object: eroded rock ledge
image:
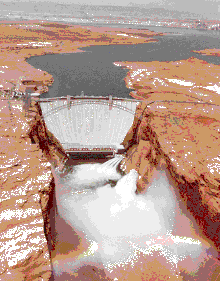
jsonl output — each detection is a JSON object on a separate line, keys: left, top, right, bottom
{"left": 0, "top": 97, "right": 68, "bottom": 280}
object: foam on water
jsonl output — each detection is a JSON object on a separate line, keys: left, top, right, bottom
{"left": 52, "top": 157, "right": 217, "bottom": 279}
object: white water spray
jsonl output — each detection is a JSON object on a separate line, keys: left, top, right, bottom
{"left": 52, "top": 156, "right": 218, "bottom": 280}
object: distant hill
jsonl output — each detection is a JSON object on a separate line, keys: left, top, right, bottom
{"left": 126, "top": 2, "right": 219, "bottom": 20}
{"left": 0, "top": 1, "right": 218, "bottom": 21}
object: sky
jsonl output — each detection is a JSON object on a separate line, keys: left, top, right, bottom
{"left": 48, "top": 0, "right": 220, "bottom": 16}
{"left": 3, "top": 0, "right": 220, "bottom": 18}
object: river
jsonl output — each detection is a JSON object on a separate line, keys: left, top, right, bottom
{"left": 26, "top": 25, "right": 220, "bottom": 99}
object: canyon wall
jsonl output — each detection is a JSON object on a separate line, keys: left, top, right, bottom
{"left": 115, "top": 55, "right": 220, "bottom": 255}
{"left": 119, "top": 57, "right": 220, "bottom": 255}
{"left": 0, "top": 97, "right": 68, "bottom": 280}
{"left": 121, "top": 101, "right": 220, "bottom": 250}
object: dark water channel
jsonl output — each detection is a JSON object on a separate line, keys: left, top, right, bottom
{"left": 26, "top": 26, "right": 220, "bottom": 99}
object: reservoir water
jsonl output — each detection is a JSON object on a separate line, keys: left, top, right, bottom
{"left": 26, "top": 26, "right": 220, "bottom": 99}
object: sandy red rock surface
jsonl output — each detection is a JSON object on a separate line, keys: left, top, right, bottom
{"left": 192, "top": 48, "right": 220, "bottom": 57}
{"left": 0, "top": 97, "right": 69, "bottom": 279}
{"left": 114, "top": 57, "right": 220, "bottom": 104}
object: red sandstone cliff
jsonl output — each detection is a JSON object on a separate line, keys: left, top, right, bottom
{"left": 119, "top": 57, "right": 220, "bottom": 256}
{"left": 0, "top": 97, "right": 68, "bottom": 280}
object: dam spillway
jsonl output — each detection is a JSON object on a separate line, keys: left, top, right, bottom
{"left": 39, "top": 95, "right": 140, "bottom": 153}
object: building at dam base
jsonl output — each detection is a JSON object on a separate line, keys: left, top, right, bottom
{"left": 39, "top": 95, "right": 140, "bottom": 155}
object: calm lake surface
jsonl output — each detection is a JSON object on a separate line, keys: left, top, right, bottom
{"left": 26, "top": 25, "right": 220, "bottom": 99}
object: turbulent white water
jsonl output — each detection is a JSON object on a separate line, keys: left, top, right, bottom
{"left": 52, "top": 156, "right": 218, "bottom": 279}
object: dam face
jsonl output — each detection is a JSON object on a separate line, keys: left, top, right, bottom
{"left": 39, "top": 96, "right": 140, "bottom": 151}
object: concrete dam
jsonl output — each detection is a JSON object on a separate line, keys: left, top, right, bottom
{"left": 39, "top": 95, "right": 141, "bottom": 155}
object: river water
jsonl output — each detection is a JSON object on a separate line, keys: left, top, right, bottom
{"left": 26, "top": 25, "right": 220, "bottom": 99}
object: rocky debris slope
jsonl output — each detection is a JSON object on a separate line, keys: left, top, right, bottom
{"left": 120, "top": 57, "right": 220, "bottom": 254}
{"left": 0, "top": 97, "right": 68, "bottom": 280}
